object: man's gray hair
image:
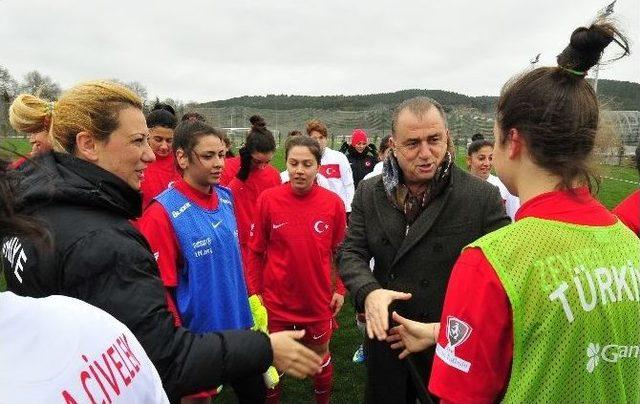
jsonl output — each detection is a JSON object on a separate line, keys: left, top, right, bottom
{"left": 391, "top": 97, "right": 448, "bottom": 135}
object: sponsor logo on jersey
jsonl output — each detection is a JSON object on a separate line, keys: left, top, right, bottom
{"left": 319, "top": 164, "right": 341, "bottom": 179}
{"left": 192, "top": 237, "right": 212, "bottom": 249}
{"left": 273, "top": 222, "right": 287, "bottom": 230}
{"left": 212, "top": 220, "right": 223, "bottom": 229}
{"left": 586, "top": 342, "right": 640, "bottom": 373}
{"left": 435, "top": 316, "right": 472, "bottom": 373}
{"left": 172, "top": 202, "right": 191, "bottom": 218}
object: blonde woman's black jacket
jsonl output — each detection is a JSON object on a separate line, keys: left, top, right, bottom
{"left": 3, "top": 152, "right": 271, "bottom": 403}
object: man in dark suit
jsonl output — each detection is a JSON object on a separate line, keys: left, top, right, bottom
{"left": 339, "top": 97, "right": 510, "bottom": 403}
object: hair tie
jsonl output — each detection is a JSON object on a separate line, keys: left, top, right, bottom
{"left": 45, "top": 101, "right": 55, "bottom": 115}
{"left": 559, "top": 66, "right": 587, "bottom": 76}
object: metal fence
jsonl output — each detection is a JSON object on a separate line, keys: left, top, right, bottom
{"left": 2, "top": 101, "right": 638, "bottom": 165}
{"left": 191, "top": 107, "right": 639, "bottom": 159}
{"left": 190, "top": 105, "right": 498, "bottom": 149}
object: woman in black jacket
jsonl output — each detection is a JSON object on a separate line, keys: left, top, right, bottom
{"left": 341, "top": 129, "right": 377, "bottom": 189}
{"left": 4, "top": 81, "right": 321, "bottom": 403}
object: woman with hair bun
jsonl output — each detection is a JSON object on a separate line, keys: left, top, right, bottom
{"left": 3, "top": 80, "right": 322, "bottom": 403}
{"left": 220, "top": 115, "right": 276, "bottom": 184}
{"left": 466, "top": 134, "right": 520, "bottom": 220}
{"left": 8, "top": 94, "right": 54, "bottom": 168}
{"left": 140, "top": 103, "right": 179, "bottom": 209}
{"left": 387, "top": 21, "right": 639, "bottom": 402}
{"left": 222, "top": 115, "right": 281, "bottom": 275}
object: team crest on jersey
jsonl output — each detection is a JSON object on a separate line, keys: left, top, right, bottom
{"left": 435, "top": 316, "right": 472, "bottom": 373}
{"left": 313, "top": 220, "right": 330, "bottom": 235}
{"left": 447, "top": 316, "right": 472, "bottom": 348}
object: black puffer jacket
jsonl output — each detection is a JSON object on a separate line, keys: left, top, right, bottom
{"left": 341, "top": 142, "right": 378, "bottom": 189}
{"left": 3, "top": 152, "right": 272, "bottom": 403}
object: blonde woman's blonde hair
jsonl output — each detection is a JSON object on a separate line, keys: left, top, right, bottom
{"left": 9, "top": 80, "right": 142, "bottom": 153}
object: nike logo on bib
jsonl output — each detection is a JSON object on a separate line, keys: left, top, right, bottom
{"left": 212, "top": 220, "right": 223, "bottom": 228}
{"left": 273, "top": 222, "right": 287, "bottom": 229}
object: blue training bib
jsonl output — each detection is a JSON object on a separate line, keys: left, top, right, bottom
{"left": 156, "top": 185, "right": 253, "bottom": 333}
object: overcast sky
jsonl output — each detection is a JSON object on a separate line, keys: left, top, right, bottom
{"left": 1, "top": 0, "right": 638, "bottom": 102}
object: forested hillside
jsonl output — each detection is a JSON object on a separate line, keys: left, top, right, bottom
{"left": 198, "top": 79, "right": 639, "bottom": 111}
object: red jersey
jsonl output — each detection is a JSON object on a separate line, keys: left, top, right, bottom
{"left": 248, "top": 184, "right": 347, "bottom": 323}
{"left": 10, "top": 156, "right": 28, "bottom": 169}
{"left": 219, "top": 156, "right": 241, "bottom": 186}
{"left": 428, "top": 187, "right": 617, "bottom": 403}
{"left": 228, "top": 165, "right": 281, "bottom": 276}
{"left": 137, "top": 179, "right": 219, "bottom": 325}
{"left": 613, "top": 189, "right": 640, "bottom": 235}
{"left": 140, "top": 153, "right": 180, "bottom": 210}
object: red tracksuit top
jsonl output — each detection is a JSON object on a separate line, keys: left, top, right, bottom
{"left": 228, "top": 165, "right": 281, "bottom": 273}
{"left": 613, "top": 189, "right": 639, "bottom": 235}
{"left": 219, "top": 156, "right": 241, "bottom": 186}
{"left": 428, "top": 187, "right": 618, "bottom": 403}
{"left": 140, "top": 153, "right": 180, "bottom": 210}
{"left": 248, "top": 183, "right": 346, "bottom": 323}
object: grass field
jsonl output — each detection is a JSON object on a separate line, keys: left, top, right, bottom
{"left": 1, "top": 137, "right": 32, "bottom": 155}
{"left": 1, "top": 138, "right": 638, "bottom": 403}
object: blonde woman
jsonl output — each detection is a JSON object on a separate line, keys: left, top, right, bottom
{"left": 4, "top": 80, "right": 322, "bottom": 402}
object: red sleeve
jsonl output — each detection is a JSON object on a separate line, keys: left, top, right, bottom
{"left": 10, "top": 157, "right": 28, "bottom": 169}
{"left": 140, "top": 180, "right": 153, "bottom": 211}
{"left": 163, "top": 289, "right": 182, "bottom": 327}
{"left": 220, "top": 157, "right": 239, "bottom": 186}
{"left": 219, "top": 169, "right": 233, "bottom": 187}
{"left": 137, "top": 202, "right": 181, "bottom": 288}
{"left": 137, "top": 202, "right": 183, "bottom": 326}
{"left": 333, "top": 198, "right": 347, "bottom": 295}
{"left": 428, "top": 247, "right": 513, "bottom": 403}
{"left": 247, "top": 193, "right": 270, "bottom": 295}
{"left": 613, "top": 190, "right": 640, "bottom": 235}
{"left": 270, "top": 167, "right": 282, "bottom": 186}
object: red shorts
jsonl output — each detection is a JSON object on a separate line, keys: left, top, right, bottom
{"left": 268, "top": 318, "right": 337, "bottom": 345}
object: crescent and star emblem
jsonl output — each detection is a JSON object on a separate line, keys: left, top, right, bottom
{"left": 313, "top": 220, "right": 329, "bottom": 234}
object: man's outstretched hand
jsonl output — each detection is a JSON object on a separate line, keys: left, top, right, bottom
{"left": 364, "top": 289, "right": 412, "bottom": 340}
